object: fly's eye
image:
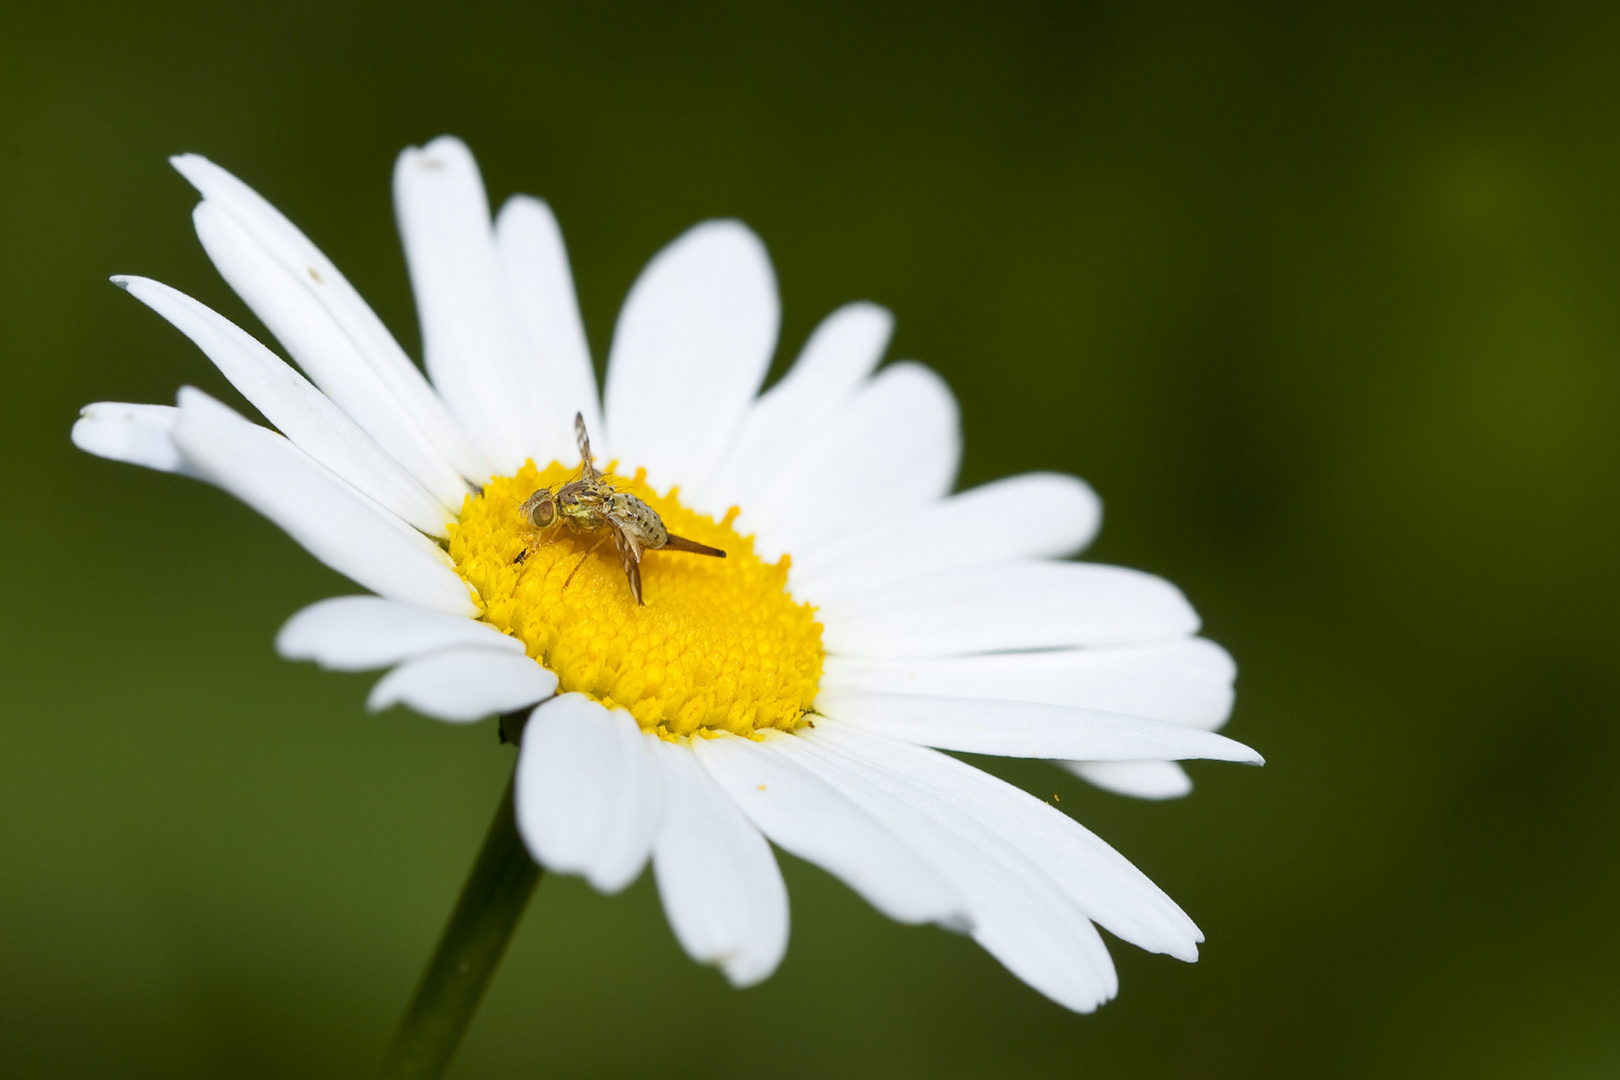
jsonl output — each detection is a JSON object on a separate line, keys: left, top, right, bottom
{"left": 531, "top": 499, "right": 556, "bottom": 527}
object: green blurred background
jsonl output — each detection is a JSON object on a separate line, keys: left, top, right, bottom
{"left": 3, "top": 1, "right": 1618, "bottom": 1076}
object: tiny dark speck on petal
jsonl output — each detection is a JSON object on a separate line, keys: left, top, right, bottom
{"left": 307, "top": 267, "right": 323, "bottom": 284}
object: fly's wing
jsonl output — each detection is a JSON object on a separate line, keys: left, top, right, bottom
{"left": 624, "top": 560, "right": 643, "bottom": 605}
{"left": 574, "top": 412, "right": 600, "bottom": 481}
{"left": 611, "top": 525, "right": 645, "bottom": 605}
{"left": 661, "top": 533, "right": 727, "bottom": 558}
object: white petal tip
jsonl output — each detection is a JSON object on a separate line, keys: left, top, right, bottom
{"left": 168, "top": 152, "right": 206, "bottom": 181}
{"left": 364, "top": 649, "right": 557, "bottom": 722}
{"left": 852, "top": 299, "right": 895, "bottom": 328}
{"left": 273, "top": 632, "right": 310, "bottom": 663}
{"left": 72, "top": 402, "right": 188, "bottom": 474}
{"left": 581, "top": 868, "right": 642, "bottom": 896}
{"left": 1201, "top": 731, "right": 1264, "bottom": 765}
{"left": 1066, "top": 759, "right": 1197, "bottom": 800}
{"left": 527, "top": 853, "right": 647, "bottom": 899}
{"left": 719, "top": 956, "right": 779, "bottom": 989}
{"left": 1161, "top": 943, "right": 1201, "bottom": 964}
{"left": 403, "top": 135, "right": 473, "bottom": 170}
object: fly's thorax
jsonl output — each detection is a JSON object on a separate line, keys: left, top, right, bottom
{"left": 558, "top": 477, "right": 612, "bottom": 508}
{"left": 556, "top": 501, "right": 600, "bottom": 531}
{"left": 555, "top": 477, "right": 613, "bottom": 528}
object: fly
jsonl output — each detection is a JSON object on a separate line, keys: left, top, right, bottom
{"left": 515, "top": 413, "right": 726, "bottom": 604}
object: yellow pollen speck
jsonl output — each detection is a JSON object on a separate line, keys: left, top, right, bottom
{"left": 449, "top": 461, "right": 823, "bottom": 741}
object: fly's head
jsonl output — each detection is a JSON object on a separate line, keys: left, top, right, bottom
{"left": 520, "top": 486, "right": 558, "bottom": 529}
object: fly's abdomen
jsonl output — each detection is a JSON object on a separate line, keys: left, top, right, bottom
{"left": 610, "top": 492, "right": 668, "bottom": 547}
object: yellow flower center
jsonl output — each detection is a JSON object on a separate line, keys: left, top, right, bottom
{"left": 448, "top": 461, "right": 823, "bottom": 739}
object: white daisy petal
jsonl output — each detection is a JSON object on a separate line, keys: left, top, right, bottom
{"left": 705, "top": 301, "right": 892, "bottom": 511}
{"left": 603, "top": 220, "right": 779, "bottom": 504}
{"left": 822, "top": 639, "right": 1235, "bottom": 730}
{"left": 740, "top": 361, "right": 960, "bottom": 561}
{"left": 513, "top": 694, "right": 664, "bottom": 894}
{"left": 171, "top": 387, "right": 477, "bottom": 616}
{"left": 1065, "top": 760, "right": 1194, "bottom": 801}
{"left": 690, "top": 731, "right": 967, "bottom": 928}
{"left": 72, "top": 402, "right": 195, "bottom": 477}
{"left": 117, "top": 276, "right": 453, "bottom": 537}
{"left": 650, "top": 738, "right": 789, "bottom": 988}
{"left": 820, "top": 559, "right": 1199, "bottom": 659}
{"left": 791, "top": 472, "right": 1102, "bottom": 603}
{"left": 366, "top": 646, "right": 557, "bottom": 722}
{"left": 494, "top": 194, "right": 603, "bottom": 463}
{"left": 775, "top": 730, "right": 1117, "bottom": 1012}
{"left": 809, "top": 724, "right": 1205, "bottom": 963}
{"left": 276, "top": 596, "right": 522, "bottom": 671}
{"left": 170, "top": 153, "right": 492, "bottom": 484}
{"left": 394, "top": 136, "right": 548, "bottom": 473}
{"left": 814, "top": 689, "right": 1263, "bottom": 764}
{"left": 190, "top": 200, "right": 471, "bottom": 510}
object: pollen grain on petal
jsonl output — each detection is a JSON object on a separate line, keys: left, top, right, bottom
{"left": 449, "top": 462, "right": 823, "bottom": 740}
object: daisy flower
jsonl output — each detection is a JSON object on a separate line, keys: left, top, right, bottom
{"left": 73, "top": 136, "right": 1260, "bottom": 1020}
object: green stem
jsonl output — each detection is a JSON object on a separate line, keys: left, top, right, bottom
{"left": 382, "top": 767, "right": 542, "bottom": 1079}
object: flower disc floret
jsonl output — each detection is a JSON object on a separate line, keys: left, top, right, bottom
{"left": 450, "top": 462, "right": 823, "bottom": 738}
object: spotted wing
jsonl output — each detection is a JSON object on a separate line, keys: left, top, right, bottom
{"left": 574, "top": 412, "right": 600, "bottom": 482}
{"left": 611, "top": 525, "right": 645, "bottom": 605}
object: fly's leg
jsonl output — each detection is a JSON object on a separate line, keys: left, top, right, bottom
{"left": 562, "top": 532, "right": 612, "bottom": 591}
